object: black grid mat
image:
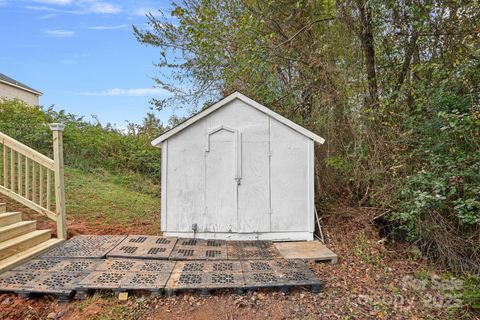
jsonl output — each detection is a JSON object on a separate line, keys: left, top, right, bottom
{"left": 169, "top": 239, "right": 227, "bottom": 260}
{"left": 166, "top": 261, "right": 244, "bottom": 292}
{"left": 241, "top": 259, "right": 323, "bottom": 291}
{"left": 14, "top": 258, "right": 102, "bottom": 273}
{"left": 2, "top": 235, "right": 325, "bottom": 299}
{"left": 95, "top": 259, "right": 176, "bottom": 273}
{"left": 227, "top": 241, "right": 282, "bottom": 260}
{"left": 75, "top": 258, "right": 176, "bottom": 295}
{"left": 76, "top": 271, "right": 171, "bottom": 294}
{"left": 0, "top": 270, "right": 90, "bottom": 298}
{"left": 40, "top": 235, "right": 127, "bottom": 259}
{"left": 106, "top": 236, "right": 177, "bottom": 260}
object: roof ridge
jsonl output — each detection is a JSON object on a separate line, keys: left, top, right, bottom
{"left": 0, "top": 72, "right": 42, "bottom": 95}
{"left": 151, "top": 91, "right": 325, "bottom": 146}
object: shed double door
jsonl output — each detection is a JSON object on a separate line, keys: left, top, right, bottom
{"left": 204, "top": 128, "right": 270, "bottom": 233}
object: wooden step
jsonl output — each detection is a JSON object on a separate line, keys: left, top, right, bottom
{"left": 0, "top": 212, "right": 22, "bottom": 227}
{"left": 0, "top": 238, "right": 64, "bottom": 273}
{"left": 0, "top": 230, "right": 51, "bottom": 260}
{"left": 0, "top": 203, "right": 5, "bottom": 213}
{"left": 0, "top": 221, "right": 37, "bottom": 242}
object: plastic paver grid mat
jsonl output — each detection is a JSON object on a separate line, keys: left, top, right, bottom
{"left": 0, "top": 270, "right": 90, "bottom": 297}
{"left": 41, "top": 235, "right": 127, "bottom": 259}
{"left": 95, "top": 259, "right": 176, "bottom": 273}
{"left": 241, "top": 259, "right": 323, "bottom": 291}
{"left": 107, "top": 236, "right": 177, "bottom": 260}
{"left": 169, "top": 239, "right": 228, "bottom": 260}
{"left": 14, "top": 258, "right": 103, "bottom": 273}
{"left": 75, "top": 259, "right": 176, "bottom": 294}
{"left": 166, "top": 261, "right": 244, "bottom": 292}
{"left": 227, "top": 241, "right": 282, "bottom": 260}
{"left": 76, "top": 271, "right": 171, "bottom": 293}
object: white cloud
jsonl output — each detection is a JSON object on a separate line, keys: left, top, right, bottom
{"left": 82, "top": 87, "right": 168, "bottom": 97}
{"left": 0, "top": 0, "right": 7, "bottom": 6}
{"left": 25, "top": 5, "right": 82, "bottom": 14}
{"left": 88, "top": 24, "right": 129, "bottom": 30}
{"left": 132, "top": 7, "right": 159, "bottom": 17}
{"left": 38, "top": 13, "right": 57, "bottom": 19}
{"left": 88, "top": 2, "right": 121, "bottom": 14}
{"left": 26, "top": 1, "right": 121, "bottom": 15}
{"left": 32, "top": 0, "right": 72, "bottom": 4}
{"left": 45, "top": 29, "right": 76, "bottom": 37}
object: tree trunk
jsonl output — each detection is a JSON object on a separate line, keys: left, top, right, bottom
{"left": 356, "top": 0, "right": 378, "bottom": 109}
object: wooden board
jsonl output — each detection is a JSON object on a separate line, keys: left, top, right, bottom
{"left": 274, "top": 241, "right": 338, "bottom": 264}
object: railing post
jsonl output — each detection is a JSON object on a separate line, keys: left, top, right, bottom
{"left": 49, "top": 123, "right": 67, "bottom": 240}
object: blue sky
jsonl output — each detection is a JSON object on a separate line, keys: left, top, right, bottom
{"left": 0, "top": 0, "right": 181, "bottom": 128}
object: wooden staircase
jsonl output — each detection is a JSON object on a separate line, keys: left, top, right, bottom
{"left": 0, "top": 125, "right": 67, "bottom": 273}
{"left": 0, "top": 202, "right": 62, "bottom": 272}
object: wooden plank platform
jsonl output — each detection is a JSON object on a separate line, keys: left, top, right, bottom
{"left": 274, "top": 241, "right": 338, "bottom": 264}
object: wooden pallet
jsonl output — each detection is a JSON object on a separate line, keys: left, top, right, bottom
{"left": 274, "top": 241, "right": 338, "bottom": 264}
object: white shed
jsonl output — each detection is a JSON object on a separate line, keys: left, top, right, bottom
{"left": 152, "top": 92, "right": 325, "bottom": 241}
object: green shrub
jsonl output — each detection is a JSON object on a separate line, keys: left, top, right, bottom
{"left": 0, "top": 98, "right": 163, "bottom": 180}
{"left": 390, "top": 89, "right": 480, "bottom": 273}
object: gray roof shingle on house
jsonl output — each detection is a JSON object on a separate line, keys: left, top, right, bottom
{"left": 0, "top": 73, "right": 42, "bottom": 95}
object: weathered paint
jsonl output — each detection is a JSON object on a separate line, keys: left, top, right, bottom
{"left": 158, "top": 95, "right": 323, "bottom": 241}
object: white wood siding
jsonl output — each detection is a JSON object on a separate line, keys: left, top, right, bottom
{"left": 269, "top": 118, "right": 311, "bottom": 232}
{"left": 165, "top": 119, "right": 205, "bottom": 232}
{"left": 162, "top": 98, "right": 314, "bottom": 240}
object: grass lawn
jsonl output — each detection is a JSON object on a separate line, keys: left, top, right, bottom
{"left": 64, "top": 167, "right": 160, "bottom": 235}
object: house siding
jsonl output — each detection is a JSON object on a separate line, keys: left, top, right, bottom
{"left": 0, "top": 82, "right": 40, "bottom": 105}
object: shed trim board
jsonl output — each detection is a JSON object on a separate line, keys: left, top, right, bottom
{"left": 151, "top": 92, "right": 325, "bottom": 146}
{"left": 164, "top": 231, "right": 314, "bottom": 241}
{"left": 160, "top": 140, "right": 167, "bottom": 232}
{"left": 153, "top": 93, "right": 325, "bottom": 241}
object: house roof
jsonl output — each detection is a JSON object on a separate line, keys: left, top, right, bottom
{"left": 0, "top": 73, "right": 43, "bottom": 96}
{"left": 151, "top": 92, "right": 325, "bottom": 146}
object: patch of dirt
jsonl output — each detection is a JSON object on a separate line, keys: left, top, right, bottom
{"left": 0, "top": 195, "right": 159, "bottom": 238}
{"left": 0, "top": 198, "right": 478, "bottom": 319}
{"left": 66, "top": 220, "right": 159, "bottom": 237}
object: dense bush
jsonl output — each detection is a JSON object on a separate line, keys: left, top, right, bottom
{"left": 133, "top": 0, "right": 479, "bottom": 275}
{"left": 0, "top": 99, "right": 163, "bottom": 180}
{"left": 390, "top": 86, "right": 480, "bottom": 273}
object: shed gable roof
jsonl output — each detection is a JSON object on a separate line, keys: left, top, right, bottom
{"left": 0, "top": 73, "right": 42, "bottom": 96}
{"left": 151, "top": 92, "right": 325, "bottom": 146}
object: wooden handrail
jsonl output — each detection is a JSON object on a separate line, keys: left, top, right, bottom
{"left": 0, "top": 132, "right": 54, "bottom": 170}
{"left": 0, "top": 125, "right": 67, "bottom": 239}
